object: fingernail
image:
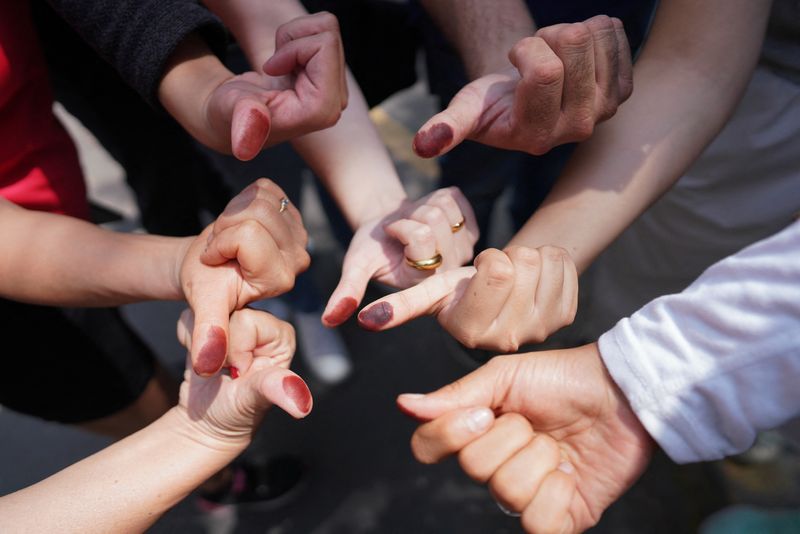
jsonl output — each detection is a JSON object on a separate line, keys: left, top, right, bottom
{"left": 558, "top": 461, "right": 575, "bottom": 475}
{"left": 323, "top": 297, "right": 358, "bottom": 326}
{"left": 358, "top": 302, "right": 393, "bottom": 331}
{"left": 195, "top": 326, "right": 227, "bottom": 376}
{"left": 283, "top": 376, "right": 312, "bottom": 414}
{"left": 413, "top": 123, "right": 453, "bottom": 158}
{"left": 400, "top": 393, "right": 426, "bottom": 400}
{"left": 465, "top": 407, "right": 493, "bottom": 433}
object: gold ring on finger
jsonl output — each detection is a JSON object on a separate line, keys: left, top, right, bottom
{"left": 405, "top": 253, "right": 443, "bottom": 271}
{"left": 451, "top": 218, "right": 465, "bottom": 233}
{"left": 279, "top": 197, "right": 290, "bottom": 213}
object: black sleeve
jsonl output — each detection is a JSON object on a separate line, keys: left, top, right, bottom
{"left": 45, "top": 0, "right": 227, "bottom": 106}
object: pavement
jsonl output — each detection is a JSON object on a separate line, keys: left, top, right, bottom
{"left": 1, "top": 79, "right": 799, "bottom": 534}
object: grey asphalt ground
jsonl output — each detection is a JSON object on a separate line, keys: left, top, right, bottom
{"left": 1, "top": 81, "right": 799, "bottom": 534}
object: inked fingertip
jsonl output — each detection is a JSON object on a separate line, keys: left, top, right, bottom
{"left": 282, "top": 375, "right": 313, "bottom": 415}
{"left": 195, "top": 326, "right": 227, "bottom": 376}
{"left": 233, "top": 108, "right": 270, "bottom": 161}
{"left": 323, "top": 297, "right": 358, "bottom": 327}
{"left": 413, "top": 123, "right": 453, "bottom": 158}
{"left": 357, "top": 302, "right": 393, "bottom": 331}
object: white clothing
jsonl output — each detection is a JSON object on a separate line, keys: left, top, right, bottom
{"left": 582, "top": 64, "right": 800, "bottom": 338}
{"left": 599, "top": 220, "right": 800, "bottom": 464}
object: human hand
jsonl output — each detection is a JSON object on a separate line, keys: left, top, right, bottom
{"left": 397, "top": 344, "right": 653, "bottom": 533}
{"left": 321, "top": 187, "right": 478, "bottom": 327}
{"left": 357, "top": 246, "right": 577, "bottom": 352}
{"left": 174, "top": 307, "right": 311, "bottom": 449}
{"left": 179, "top": 178, "right": 310, "bottom": 376}
{"left": 204, "top": 12, "right": 347, "bottom": 160}
{"left": 413, "top": 16, "right": 632, "bottom": 158}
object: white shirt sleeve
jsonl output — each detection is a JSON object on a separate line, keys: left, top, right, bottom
{"left": 598, "top": 220, "right": 800, "bottom": 464}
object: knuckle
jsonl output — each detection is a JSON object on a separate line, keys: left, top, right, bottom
{"left": 532, "top": 433, "right": 561, "bottom": 459}
{"left": 296, "top": 248, "right": 312, "bottom": 272}
{"left": 489, "top": 474, "right": 528, "bottom": 512}
{"left": 254, "top": 177, "right": 274, "bottom": 190}
{"left": 540, "top": 245, "right": 568, "bottom": 264}
{"left": 528, "top": 134, "right": 556, "bottom": 156}
{"left": 499, "top": 412, "right": 534, "bottom": 437}
{"left": 411, "top": 225, "right": 434, "bottom": 245}
{"left": 317, "top": 11, "right": 340, "bottom": 31}
{"left": 483, "top": 259, "right": 514, "bottom": 288}
{"left": 530, "top": 57, "right": 564, "bottom": 87}
{"left": 619, "top": 77, "right": 634, "bottom": 102}
{"left": 510, "top": 36, "right": 536, "bottom": 62}
{"left": 238, "top": 219, "right": 263, "bottom": 240}
{"left": 458, "top": 448, "right": 492, "bottom": 483}
{"left": 273, "top": 267, "right": 295, "bottom": 293}
{"left": 569, "top": 115, "right": 595, "bottom": 141}
{"left": 598, "top": 99, "right": 619, "bottom": 122}
{"left": 500, "top": 335, "right": 520, "bottom": 353}
{"left": 559, "top": 23, "right": 593, "bottom": 48}
{"left": 454, "top": 328, "right": 480, "bottom": 350}
{"left": 526, "top": 322, "right": 548, "bottom": 344}
{"left": 586, "top": 14, "right": 614, "bottom": 32}
{"left": 409, "top": 434, "right": 435, "bottom": 464}
{"left": 506, "top": 246, "right": 541, "bottom": 269}
{"left": 455, "top": 332, "right": 481, "bottom": 349}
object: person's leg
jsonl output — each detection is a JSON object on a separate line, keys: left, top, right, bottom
{"left": 0, "top": 300, "right": 174, "bottom": 440}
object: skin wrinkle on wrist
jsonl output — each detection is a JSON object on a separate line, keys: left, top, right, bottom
{"left": 165, "top": 406, "right": 252, "bottom": 456}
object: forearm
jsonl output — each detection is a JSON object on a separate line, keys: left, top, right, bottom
{"left": 207, "top": 0, "right": 407, "bottom": 228}
{"left": 0, "top": 408, "right": 245, "bottom": 533}
{"left": 508, "top": 0, "right": 771, "bottom": 272}
{"left": 598, "top": 220, "right": 800, "bottom": 463}
{"left": 0, "top": 201, "right": 186, "bottom": 306}
{"left": 292, "top": 72, "right": 407, "bottom": 229}
{"left": 419, "top": 0, "right": 535, "bottom": 79}
{"left": 158, "top": 33, "right": 233, "bottom": 153}
{"left": 203, "top": 0, "right": 292, "bottom": 68}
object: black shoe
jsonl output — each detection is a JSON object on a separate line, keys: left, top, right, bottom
{"left": 196, "top": 454, "right": 307, "bottom": 511}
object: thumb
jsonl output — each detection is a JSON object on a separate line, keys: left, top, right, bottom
{"left": 241, "top": 360, "right": 313, "bottom": 419}
{"left": 357, "top": 267, "right": 473, "bottom": 331}
{"left": 231, "top": 97, "right": 271, "bottom": 161}
{"left": 412, "top": 78, "right": 489, "bottom": 158}
{"left": 189, "top": 292, "right": 234, "bottom": 377}
{"left": 322, "top": 249, "right": 380, "bottom": 327}
{"left": 397, "top": 358, "right": 508, "bottom": 421}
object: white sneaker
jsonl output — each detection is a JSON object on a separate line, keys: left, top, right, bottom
{"left": 293, "top": 309, "right": 352, "bottom": 385}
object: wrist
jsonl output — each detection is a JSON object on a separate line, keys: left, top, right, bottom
{"left": 158, "top": 33, "right": 233, "bottom": 150}
{"left": 171, "top": 236, "right": 195, "bottom": 301}
{"left": 351, "top": 192, "right": 408, "bottom": 229}
{"left": 164, "top": 406, "right": 252, "bottom": 457}
{"left": 585, "top": 342, "right": 656, "bottom": 456}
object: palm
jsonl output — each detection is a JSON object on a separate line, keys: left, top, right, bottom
{"left": 499, "top": 352, "right": 654, "bottom": 530}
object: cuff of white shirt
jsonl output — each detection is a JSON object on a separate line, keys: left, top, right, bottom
{"left": 598, "top": 324, "right": 733, "bottom": 464}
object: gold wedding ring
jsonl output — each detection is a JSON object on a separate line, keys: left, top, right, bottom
{"left": 405, "top": 253, "right": 443, "bottom": 271}
{"left": 279, "top": 197, "right": 290, "bottom": 213}
{"left": 451, "top": 218, "right": 465, "bottom": 233}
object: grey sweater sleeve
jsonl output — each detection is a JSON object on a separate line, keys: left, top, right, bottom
{"left": 45, "top": 0, "right": 227, "bottom": 106}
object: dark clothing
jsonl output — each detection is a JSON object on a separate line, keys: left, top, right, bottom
{"left": 0, "top": 300, "right": 156, "bottom": 423}
{"left": 33, "top": 1, "right": 232, "bottom": 236}
{"left": 44, "top": 0, "right": 227, "bottom": 106}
